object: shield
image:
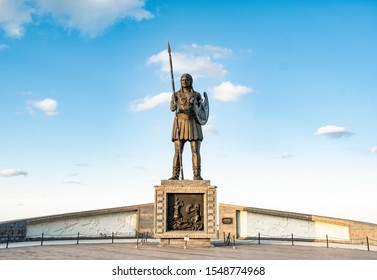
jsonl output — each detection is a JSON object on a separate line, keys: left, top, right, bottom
{"left": 195, "top": 92, "right": 209, "bottom": 125}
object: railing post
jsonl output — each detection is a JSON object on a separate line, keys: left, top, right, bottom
{"left": 146, "top": 232, "right": 148, "bottom": 243}
{"left": 77, "top": 232, "right": 80, "bottom": 244}
{"left": 41, "top": 233, "right": 44, "bottom": 246}
{"left": 223, "top": 232, "right": 225, "bottom": 243}
{"left": 136, "top": 231, "right": 139, "bottom": 248}
{"left": 184, "top": 234, "right": 188, "bottom": 250}
{"left": 258, "top": 232, "right": 261, "bottom": 245}
{"left": 6, "top": 234, "right": 10, "bottom": 249}
{"left": 326, "top": 234, "right": 329, "bottom": 248}
{"left": 291, "top": 233, "right": 294, "bottom": 246}
{"left": 366, "top": 236, "right": 370, "bottom": 251}
{"left": 112, "top": 232, "right": 114, "bottom": 244}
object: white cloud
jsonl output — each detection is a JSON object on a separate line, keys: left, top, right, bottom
{"left": 62, "top": 180, "right": 82, "bottom": 185}
{"left": 181, "top": 43, "right": 232, "bottom": 59}
{"left": 0, "top": 0, "right": 33, "bottom": 38}
{"left": 371, "top": 146, "right": 377, "bottom": 154}
{"left": 212, "top": 81, "right": 253, "bottom": 102}
{"left": 314, "top": 125, "right": 353, "bottom": 139}
{"left": 202, "top": 124, "right": 218, "bottom": 135}
{"left": 76, "top": 163, "right": 90, "bottom": 167}
{"left": 130, "top": 92, "right": 171, "bottom": 112}
{"left": 36, "top": 0, "right": 153, "bottom": 37}
{"left": 0, "top": 0, "right": 152, "bottom": 38}
{"left": 29, "top": 98, "right": 59, "bottom": 116}
{"left": 0, "top": 168, "right": 28, "bottom": 177}
{"left": 147, "top": 45, "right": 228, "bottom": 80}
{"left": 276, "top": 152, "right": 295, "bottom": 159}
{"left": 202, "top": 116, "right": 218, "bottom": 135}
{"left": 0, "top": 44, "right": 9, "bottom": 50}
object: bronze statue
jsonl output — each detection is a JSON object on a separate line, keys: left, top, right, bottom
{"left": 169, "top": 73, "right": 207, "bottom": 180}
{"left": 167, "top": 43, "right": 209, "bottom": 180}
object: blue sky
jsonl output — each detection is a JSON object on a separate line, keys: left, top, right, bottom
{"left": 1, "top": 0, "right": 377, "bottom": 224}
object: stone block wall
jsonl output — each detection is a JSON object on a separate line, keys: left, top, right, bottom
{"left": 138, "top": 203, "right": 155, "bottom": 237}
{"left": 218, "top": 205, "right": 237, "bottom": 239}
{"left": 349, "top": 221, "right": 377, "bottom": 245}
{"left": 0, "top": 220, "right": 27, "bottom": 243}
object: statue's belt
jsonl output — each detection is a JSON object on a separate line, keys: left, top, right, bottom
{"left": 177, "top": 112, "right": 196, "bottom": 120}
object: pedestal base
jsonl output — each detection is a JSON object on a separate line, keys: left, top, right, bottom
{"left": 154, "top": 180, "right": 217, "bottom": 247}
{"left": 159, "top": 238, "right": 212, "bottom": 248}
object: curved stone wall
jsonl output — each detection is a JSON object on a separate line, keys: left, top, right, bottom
{"left": 219, "top": 203, "right": 377, "bottom": 245}
{"left": 1, "top": 202, "right": 376, "bottom": 246}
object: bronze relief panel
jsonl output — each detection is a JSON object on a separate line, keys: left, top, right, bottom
{"left": 167, "top": 193, "right": 204, "bottom": 231}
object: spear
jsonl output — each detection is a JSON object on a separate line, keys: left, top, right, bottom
{"left": 168, "top": 42, "right": 184, "bottom": 180}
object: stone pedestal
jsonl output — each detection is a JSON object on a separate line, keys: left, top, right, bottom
{"left": 154, "top": 180, "right": 217, "bottom": 247}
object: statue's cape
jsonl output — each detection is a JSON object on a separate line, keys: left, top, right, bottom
{"left": 195, "top": 92, "right": 209, "bottom": 125}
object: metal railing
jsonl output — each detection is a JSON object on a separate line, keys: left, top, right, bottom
{"left": 2, "top": 231, "right": 153, "bottom": 249}
{"left": 221, "top": 232, "right": 236, "bottom": 248}
{"left": 2, "top": 230, "right": 376, "bottom": 253}
{"left": 220, "top": 232, "right": 376, "bottom": 252}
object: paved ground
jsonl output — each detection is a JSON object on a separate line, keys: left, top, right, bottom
{"left": 1, "top": 241, "right": 377, "bottom": 260}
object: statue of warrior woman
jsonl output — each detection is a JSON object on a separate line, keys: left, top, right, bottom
{"left": 169, "top": 73, "right": 208, "bottom": 180}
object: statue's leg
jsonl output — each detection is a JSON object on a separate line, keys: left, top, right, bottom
{"left": 191, "top": 140, "right": 202, "bottom": 180}
{"left": 169, "top": 140, "right": 185, "bottom": 180}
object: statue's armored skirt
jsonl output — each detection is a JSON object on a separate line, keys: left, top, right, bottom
{"left": 172, "top": 113, "right": 203, "bottom": 141}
